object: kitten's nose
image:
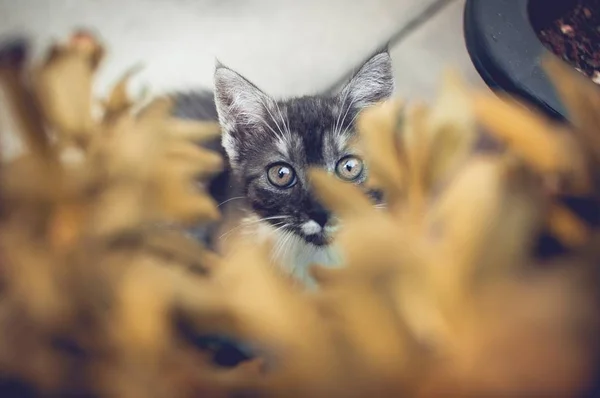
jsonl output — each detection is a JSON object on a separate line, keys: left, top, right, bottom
{"left": 308, "top": 209, "right": 329, "bottom": 228}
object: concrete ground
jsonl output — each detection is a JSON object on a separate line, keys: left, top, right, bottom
{"left": 0, "top": 0, "right": 485, "bottom": 101}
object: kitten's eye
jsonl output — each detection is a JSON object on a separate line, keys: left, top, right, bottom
{"left": 335, "top": 156, "right": 364, "bottom": 181}
{"left": 267, "top": 163, "right": 296, "bottom": 188}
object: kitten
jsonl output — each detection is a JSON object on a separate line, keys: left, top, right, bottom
{"left": 175, "top": 49, "right": 394, "bottom": 286}
{"left": 214, "top": 49, "right": 393, "bottom": 284}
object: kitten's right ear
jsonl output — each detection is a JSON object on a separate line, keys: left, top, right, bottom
{"left": 338, "top": 49, "right": 394, "bottom": 110}
{"left": 214, "top": 64, "right": 269, "bottom": 163}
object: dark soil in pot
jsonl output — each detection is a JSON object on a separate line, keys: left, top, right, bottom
{"left": 532, "top": 0, "right": 600, "bottom": 84}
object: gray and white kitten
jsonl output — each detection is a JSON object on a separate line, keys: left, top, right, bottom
{"left": 176, "top": 49, "right": 394, "bottom": 285}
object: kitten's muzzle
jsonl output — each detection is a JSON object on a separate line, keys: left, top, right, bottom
{"left": 307, "top": 209, "right": 330, "bottom": 228}
{"left": 302, "top": 209, "right": 337, "bottom": 247}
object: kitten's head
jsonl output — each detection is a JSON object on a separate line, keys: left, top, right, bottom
{"left": 214, "top": 50, "right": 394, "bottom": 246}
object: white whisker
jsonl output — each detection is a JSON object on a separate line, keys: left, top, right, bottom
{"left": 218, "top": 225, "right": 244, "bottom": 242}
{"left": 255, "top": 95, "right": 289, "bottom": 145}
{"left": 219, "top": 215, "right": 290, "bottom": 241}
{"left": 288, "top": 235, "right": 305, "bottom": 278}
{"left": 271, "top": 230, "right": 289, "bottom": 261}
{"left": 337, "top": 93, "right": 360, "bottom": 138}
{"left": 334, "top": 87, "right": 351, "bottom": 137}
{"left": 339, "top": 108, "right": 363, "bottom": 137}
{"left": 271, "top": 223, "right": 291, "bottom": 235}
{"left": 237, "top": 111, "right": 282, "bottom": 140}
{"left": 276, "top": 230, "right": 295, "bottom": 265}
{"left": 274, "top": 100, "right": 292, "bottom": 137}
{"left": 217, "top": 196, "right": 245, "bottom": 208}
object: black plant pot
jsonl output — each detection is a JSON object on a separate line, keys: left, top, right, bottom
{"left": 464, "top": 0, "right": 570, "bottom": 121}
{"left": 465, "top": 2, "right": 600, "bottom": 396}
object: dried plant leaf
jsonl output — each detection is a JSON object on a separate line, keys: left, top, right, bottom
{"left": 103, "top": 65, "right": 142, "bottom": 121}
{"left": 308, "top": 168, "right": 374, "bottom": 218}
{"left": 68, "top": 29, "right": 105, "bottom": 70}
{"left": 0, "top": 39, "right": 55, "bottom": 161}
{"left": 473, "top": 92, "right": 589, "bottom": 193}
{"left": 425, "top": 70, "right": 477, "bottom": 188}
{"left": 115, "top": 259, "right": 171, "bottom": 357}
{"left": 428, "top": 156, "right": 543, "bottom": 314}
{"left": 357, "top": 99, "right": 406, "bottom": 210}
{"left": 33, "top": 39, "right": 98, "bottom": 148}
{"left": 402, "top": 103, "right": 430, "bottom": 222}
{"left": 543, "top": 56, "right": 600, "bottom": 165}
{"left": 547, "top": 203, "right": 589, "bottom": 248}
{"left": 166, "top": 119, "right": 222, "bottom": 142}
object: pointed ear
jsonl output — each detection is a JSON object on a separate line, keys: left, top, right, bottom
{"left": 213, "top": 64, "right": 271, "bottom": 164}
{"left": 339, "top": 49, "right": 394, "bottom": 109}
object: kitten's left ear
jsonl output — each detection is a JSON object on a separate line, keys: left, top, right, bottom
{"left": 339, "top": 48, "right": 394, "bottom": 109}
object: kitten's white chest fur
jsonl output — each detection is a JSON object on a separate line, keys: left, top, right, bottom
{"left": 248, "top": 216, "right": 342, "bottom": 288}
